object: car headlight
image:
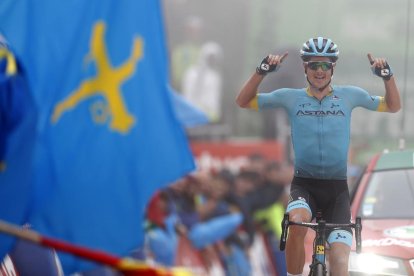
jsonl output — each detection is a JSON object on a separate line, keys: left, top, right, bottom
{"left": 349, "top": 252, "right": 408, "bottom": 275}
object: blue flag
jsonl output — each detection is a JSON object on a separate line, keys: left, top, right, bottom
{"left": 0, "top": 0, "right": 195, "bottom": 273}
{"left": 0, "top": 34, "right": 37, "bottom": 262}
{"left": 169, "top": 86, "right": 209, "bottom": 128}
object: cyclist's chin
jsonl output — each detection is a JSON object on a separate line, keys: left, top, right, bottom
{"left": 311, "top": 78, "right": 329, "bottom": 89}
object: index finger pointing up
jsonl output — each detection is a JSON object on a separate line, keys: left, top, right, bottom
{"left": 280, "top": 51, "right": 289, "bottom": 62}
{"left": 367, "top": 53, "right": 375, "bottom": 64}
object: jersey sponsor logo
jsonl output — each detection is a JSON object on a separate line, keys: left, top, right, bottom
{"left": 296, "top": 110, "right": 345, "bottom": 117}
{"left": 299, "top": 103, "right": 312, "bottom": 108}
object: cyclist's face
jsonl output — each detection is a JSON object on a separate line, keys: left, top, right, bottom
{"left": 304, "top": 57, "right": 335, "bottom": 89}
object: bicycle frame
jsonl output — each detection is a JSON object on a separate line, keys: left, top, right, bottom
{"left": 279, "top": 213, "right": 362, "bottom": 276}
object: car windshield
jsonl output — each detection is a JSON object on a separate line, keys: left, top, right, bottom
{"left": 359, "top": 169, "right": 414, "bottom": 219}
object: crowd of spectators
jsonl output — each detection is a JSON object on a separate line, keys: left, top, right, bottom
{"left": 143, "top": 154, "right": 293, "bottom": 275}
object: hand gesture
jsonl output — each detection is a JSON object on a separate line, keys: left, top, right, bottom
{"left": 256, "top": 52, "right": 288, "bottom": 75}
{"left": 367, "top": 53, "right": 393, "bottom": 80}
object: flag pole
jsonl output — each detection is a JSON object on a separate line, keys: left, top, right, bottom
{"left": 0, "top": 220, "right": 185, "bottom": 276}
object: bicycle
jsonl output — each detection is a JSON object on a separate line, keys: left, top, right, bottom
{"left": 279, "top": 212, "right": 362, "bottom": 276}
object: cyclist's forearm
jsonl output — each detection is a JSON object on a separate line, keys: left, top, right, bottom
{"left": 236, "top": 72, "right": 264, "bottom": 108}
{"left": 384, "top": 76, "right": 401, "bottom": 113}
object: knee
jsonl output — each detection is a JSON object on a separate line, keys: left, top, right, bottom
{"left": 289, "top": 210, "right": 311, "bottom": 222}
{"left": 329, "top": 244, "right": 350, "bottom": 271}
{"left": 287, "top": 209, "right": 311, "bottom": 239}
{"left": 288, "top": 225, "right": 307, "bottom": 239}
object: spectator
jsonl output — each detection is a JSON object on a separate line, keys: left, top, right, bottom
{"left": 144, "top": 190, "right": 178, "bottom": 266}
{"left": 217, "top": 170, "right": 260, "bottom": 276}
{"left": 182, "top": 41, "right": 223, "bottom": 123}
{"left": 171, "top": 16, "right": 203, "bottom": 91}
{"left": 252, "top": 161, "right": 290, "bottom": 276}
{"left": 147, "top": 174, "right": 242, "bottom": 264}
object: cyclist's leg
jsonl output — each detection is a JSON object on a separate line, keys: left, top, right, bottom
{"left": 286, "top": 207, "right": 311, "bottom": 274}
{"left": 324, "top": 181, "right": 352, "bottom": 276}
{"left": 285, "top": 177, "right": 314, "bottom": 274}
{"left": 328, "top": 242, "right": 351, "bottom": 276}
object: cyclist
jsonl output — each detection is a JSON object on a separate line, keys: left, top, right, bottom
{"left": 235, "top": 37, "right": 401, "bottom": 276}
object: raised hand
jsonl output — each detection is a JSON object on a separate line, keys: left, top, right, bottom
{"left": 367, "top": 53, "right": 393, "bottom": 80}
{"left": 256, "top": 52, "right": 288, "bottom": 75}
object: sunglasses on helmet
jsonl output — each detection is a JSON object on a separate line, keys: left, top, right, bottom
{"left": 305, "top": 61, "right": 334, "bottom": 71}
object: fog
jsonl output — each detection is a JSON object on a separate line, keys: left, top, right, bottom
{"left": 163, "top": 0, "right": 414, "bottom": 156}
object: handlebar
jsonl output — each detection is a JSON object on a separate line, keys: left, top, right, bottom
{"left": 279, "top": 213, "right": 362, "bottom": 253}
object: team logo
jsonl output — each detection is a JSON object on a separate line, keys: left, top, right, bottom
{"left": 298, "top": 197, "right": 306, "bottom": 202}
{"left": 332, "top": 95, "right": 340, "bottom": 100}
{"left": 296, "top": 110, "right": 345, "bottom": 116}
{"left": 297, "top": 99, "right": 344, "bottom": 116}
{"left": 335, "top": 232, "right": 347, "bottom": 240}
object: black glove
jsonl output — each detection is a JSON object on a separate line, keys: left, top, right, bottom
{"left": 256, "top": 56, "right": 279, "bottom": 75}
{"left": 371, "top": 62, "right": 393, "bottom": 81}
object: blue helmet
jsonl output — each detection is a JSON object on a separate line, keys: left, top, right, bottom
{"left": 300, "top": 37, "right": 339, "bottom": 62}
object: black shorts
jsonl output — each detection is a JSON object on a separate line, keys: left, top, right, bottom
{"left": 286, "top": 176, "right": 352, "bottom": 243}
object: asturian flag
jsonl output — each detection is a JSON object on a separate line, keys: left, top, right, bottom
{"left": 0, "top": 0, "right": 195, "bottom": 273}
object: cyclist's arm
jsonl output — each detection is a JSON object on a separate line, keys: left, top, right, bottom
{"left": 235, "top": 72, "right": 264, "bottom": 109}
{"left": 236, "top": 52, "right": 288, "bottom": 109}
{"left": 383, "top": 76, "right": 401, "bottom": 113}
{"left": 368, "top": 53, "right": 401, "bottom": 113}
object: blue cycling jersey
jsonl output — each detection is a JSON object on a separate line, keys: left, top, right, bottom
{"left": 257, "top": 85, "right": 387, "bottom": 180}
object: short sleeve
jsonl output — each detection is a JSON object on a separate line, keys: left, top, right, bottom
{"left": 347, "top": 86, "right": 386, "bottom": 112}
{"left": 257, "top": 88, "right": 291, "bottom": 110}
